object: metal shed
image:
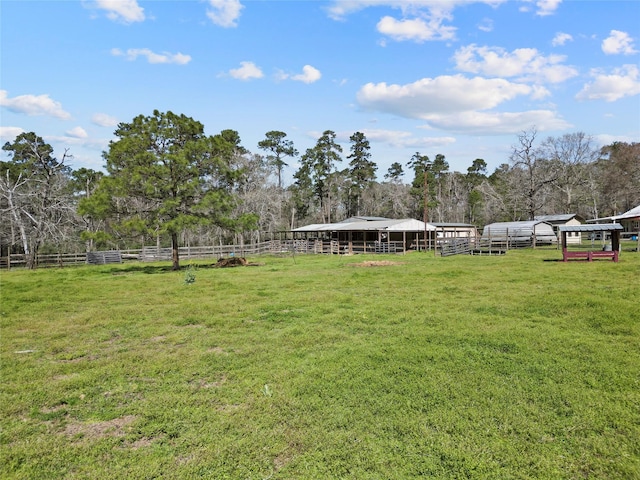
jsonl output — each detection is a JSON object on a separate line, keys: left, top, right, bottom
{"left": 481, "top": 220, "right": 557, "bottom": 246}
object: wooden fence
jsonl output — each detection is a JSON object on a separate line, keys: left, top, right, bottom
{"left": 2, "top": 234, "right": 635, "bottom": 269}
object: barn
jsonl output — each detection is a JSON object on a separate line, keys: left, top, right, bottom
{"left": 481, "top": 220, "right": 557, "bottom": 247}
{"left": 292, "top": 217, "right": 437, "bottom": 253}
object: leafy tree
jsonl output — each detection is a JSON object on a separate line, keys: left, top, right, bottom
{"left": 258, "top": 131, "right": 298, "bottom": 189}
{"left": 82, "top": 110, "right": 252, "bottom": 270}
{"left": 346, "top": 132, "right": 377, "bottom": 216}
{"left": 1, "top": 132, "right": 74, "bottom": 268}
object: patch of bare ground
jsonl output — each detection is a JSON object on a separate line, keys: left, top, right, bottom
{"left": 63, "top": 415, "right": 137, "bottom": 441}
{"left": 348, "top": 260, "right": 405, "bottom": 267}
{"left": 212, "top": 257, "right": 262, "bottom": 268}
{"left": 207, "top": 346, "right": 229, "bottom": 355}
{"left": 189, "top": 374, "right": 227, "bottom": 389}
{"left": 125, "top": 437, "right": 153, "bottom": 450}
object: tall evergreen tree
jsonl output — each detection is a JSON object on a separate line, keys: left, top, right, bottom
{"left": 346, "top": 131, "right": 377, "bottom": 217}
{"left": 258, "top": 131, "right": 298, "bottom": 189}
{"left": 81, "top": 110, "right": 253, "bottom": 270}
{"left": 295, "top": 130, "right": 342, "bottom": 223}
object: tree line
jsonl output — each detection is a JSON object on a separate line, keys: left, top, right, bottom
{"left": 2, "top": 110, "right": 638, "bottom": 269}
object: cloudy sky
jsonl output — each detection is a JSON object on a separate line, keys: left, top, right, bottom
{"left": 1, "top": 0, "right": 638, "bottom": 181}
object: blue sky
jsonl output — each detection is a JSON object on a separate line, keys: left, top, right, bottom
{"left": 1, "top": 0, "right": 639, "bottom": 182}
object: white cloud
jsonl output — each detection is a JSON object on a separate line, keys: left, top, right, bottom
{"left": 478, "top": 18, "right": 493, "bottom": 33}
{"left": 576, "top": 65, "right": 640, "bottom": 102}
{"left": 356, "top": 75, "right": 570, "bottom": 134}
{"left": 552, "top": 32, "right": 572, "bottom": 46}
{"left": 602, "top": 30, "right": 637, "bottom": 55}
{"left": 65, "top": 126, "right": 89, "bottom": 139}
{"left": 91, "top": 113, "right": 119, "bottom": 127}
{"left": 207, "top": 0, "right": 243, "bottom": 27}
{"left": 534, "top": 0, "right": 562, "bottom": 16}
{"left": 0, "top": 90, "right": 71, "bottom": 119}
{"left": 94, "top": 0, "right": 145, "bottom": 23}
{"left": 419, "top": 110, "right": 571, "bottom": 134}
{"left": 327, "top": 1, "right": 508, "bottom": 21}
{"left": 111, "top": 48, "right": 191, "bottom": 65}
{"left": 377, "top": 15, "right": 456, "bottom": 42}
{"left": 453, "top": 44, "right": 578, "bottom": 83}
{"left": 328, "top": 1, "right": 508, "bottom": 42}
{"left": 357, "top": 75, "right": 538, "bottom": 118}
{"left": 292, "top": 65, "right": 322, "bottom": 84}
{"left": 228, "top": 61, "right": 264, "bottom": 80}
{"left": 351, "top": 129, "right": 456, "bottom": 149}
{"left": 277, "top": 65, "right": 322, "bottom": 84}
{"left": 519, "top": 0, "right": 562, "bottom": 16}
{"left": 0, "top": 126, "right": 25, "bottom": 143}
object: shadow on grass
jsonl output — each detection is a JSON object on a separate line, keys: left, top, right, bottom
{"left": 108, "top": 264, "right": 182, "bottom": 275}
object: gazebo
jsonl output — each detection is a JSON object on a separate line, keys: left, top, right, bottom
{"left": 558, "top": 224, "right": 623, "bottom": 262}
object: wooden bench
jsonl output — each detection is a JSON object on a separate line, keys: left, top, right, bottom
{"left": 562, "top": 249, "right": 618, "bottom": 262}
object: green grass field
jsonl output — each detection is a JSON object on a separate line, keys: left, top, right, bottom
{"left": 1, "top": 249, "right": 639, "bottom": 479}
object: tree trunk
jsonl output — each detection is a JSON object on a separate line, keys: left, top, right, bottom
{"left": 171, "top": 232, "right": 180, "bottom": 270}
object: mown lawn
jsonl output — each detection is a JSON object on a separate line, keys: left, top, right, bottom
{"left": 1, "top": 249, "right": 639, "bottom": 479}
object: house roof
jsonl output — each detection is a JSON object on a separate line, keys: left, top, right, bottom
{"left": 588, "top": 204, "right": 640, "bottom": 222}
{"left": 338, "top": 216, "right": 390, "bottom": 223}
{"left": 534, "top": 214, "right": 582, "bottom": 223}
{"left": 292, "top": 218, "right": 436, "bottom": 233}
{"left": 559, "top": 223, "right": 623, "bottom": 232}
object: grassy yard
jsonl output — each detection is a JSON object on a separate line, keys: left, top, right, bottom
{"left": 1, "top": 249, "right": 639, "bottom": 479}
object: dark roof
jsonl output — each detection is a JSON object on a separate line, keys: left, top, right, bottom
{"left": 558, "top": 224, "right": 623, "bottom": 232}
{"left": 535, "top": 214, "right": 582, "bottom": 223}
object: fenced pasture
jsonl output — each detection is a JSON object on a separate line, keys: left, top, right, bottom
{"left": 1, "top": 250, "right": 639, "bottom": 478}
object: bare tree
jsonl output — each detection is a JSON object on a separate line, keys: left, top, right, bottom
{"left": 509, "top": 128, "right": 559, "bottom": 220}
{"left": 540, "top": 132, "right": 598, "bottom": 214}
{"left": 1, "top": 133, "right": 75, "bottom": 268}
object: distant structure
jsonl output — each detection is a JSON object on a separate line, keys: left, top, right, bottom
{"left": 481, "top": 220, "right": 557, "bottom": 247}
{"left": 535, "top": 214, "right": 584, "bottom": 245}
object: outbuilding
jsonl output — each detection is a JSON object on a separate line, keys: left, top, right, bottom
{"left": 292, "top": 217, "right": 437, "bottom": 253}
{"left": 481, "top": 220, "right": 557, "bottom": 247}
{"left": 535, "top": 214, "right": 584, "bottom": 245}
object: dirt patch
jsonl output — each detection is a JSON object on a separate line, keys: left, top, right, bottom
{"left": 64, "top": 415, "right": 136, "bottom": 441}
{"left": 348, "top": 260, "right": 405, "bottom": 267}
{"left": 212, "top": 257, "right": 262, "bottom": 268}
